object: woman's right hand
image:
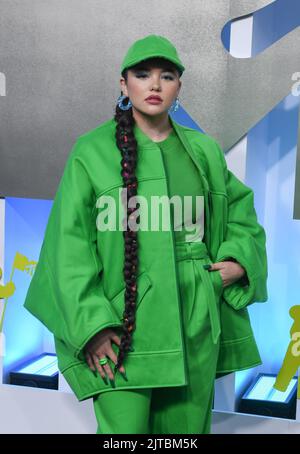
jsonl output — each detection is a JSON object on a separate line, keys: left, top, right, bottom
{"left": 83, "top": 328, "right": 126, "bottom": 382}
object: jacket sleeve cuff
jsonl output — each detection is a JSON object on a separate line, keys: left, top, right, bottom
{"left": 44, "top": 254, "right": 124, "bottom": 362}
{"left": 216, "top": 246, "right": 265, "bottom": 310}
{"left": 73, "top": 301, "right": 123, "bottom": 361}
{"left": 219, "top": 256, "right": 249, "bottom": 286}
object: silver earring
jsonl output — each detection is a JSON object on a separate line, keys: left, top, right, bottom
{"left": 117, "top": 94, "right": 132, "bottom": 111}
{"left": 168, "top": 97, "right": 180, "bottom": 113}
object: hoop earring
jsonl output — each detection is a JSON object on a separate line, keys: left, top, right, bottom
{"left": 168, "top": 97, "right": 180, "bottom": 113}
{"left": 117, "top": 94, "right": 132, "bottom": 111}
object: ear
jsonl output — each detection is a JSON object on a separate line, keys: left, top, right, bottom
{"left": 120, "top": 77, "right": 128, "bottom": 97}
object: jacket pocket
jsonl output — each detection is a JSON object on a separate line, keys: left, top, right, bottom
{"left": 209, "top": 269, "right": 224, "bottom": 298}
{"left": 110, "top": 271, "right": 152, "bottom": 320}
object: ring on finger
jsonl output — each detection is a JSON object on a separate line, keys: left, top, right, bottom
{"left": 99, "top": 357, "right": 108, "bottom": 366}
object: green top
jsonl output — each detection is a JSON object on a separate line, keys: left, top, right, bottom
{"left": 134, "top": 125, "right": 205, "bottom": 243}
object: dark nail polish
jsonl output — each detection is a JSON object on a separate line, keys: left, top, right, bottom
{"left": 120, "top": 371, "right": 128, "bottom": 382}
{"left": 101, "top": 375, "right": 108, "bottom": 385}
{"left": 109, "top": 379, "right": 116, "bottom": 388}
{"left": 203, "top": 264, "right": 211, "bottom": 270}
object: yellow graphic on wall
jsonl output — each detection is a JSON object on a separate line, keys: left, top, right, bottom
{"left": 273, "top": 305, "right": 300, "bottom": 399}
{"left": 0, "top": 252, "right": 37, "bottom": 333}
{"left": 0, "top": 268, "right": 15, "bottom": 299}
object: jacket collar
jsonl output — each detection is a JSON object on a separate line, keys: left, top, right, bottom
{"left": 169, "top": 116, "right": 211, "bottom": 249}
{"left": 118, "top": 114, "right": 210, "bottom": 192}
{"left": 113, "top": 114, "right": 212, "bottom": 249}
{"left": 133, "top": 122, "right": 156, "bottom": 149}
{"left": 169, "top": 116, "right": 210, "bottom": 193}
{"left": 132, "top": 115, "right": 211, "bottom": 193}
{"left": 132, "top": 115, "right": 211, "bottom": 249}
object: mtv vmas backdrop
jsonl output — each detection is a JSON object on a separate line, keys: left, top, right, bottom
{"left": 0, "top": 0, "right": 300, "bottom": 434}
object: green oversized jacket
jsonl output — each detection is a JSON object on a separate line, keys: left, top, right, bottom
{"left": 23, "top": 115, "right": 268, "bottom": 402}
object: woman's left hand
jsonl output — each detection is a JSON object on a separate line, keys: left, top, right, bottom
{"left": 209, "top": 260, "right": 246, "bottom": 288}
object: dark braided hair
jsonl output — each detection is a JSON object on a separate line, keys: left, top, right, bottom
{"left": 114, "top": 71, "right": 139, "bottom": 373}
{"left": 113, "top": 60, "right": 181, "bottom": 373}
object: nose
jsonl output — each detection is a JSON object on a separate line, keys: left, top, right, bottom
{"left": 150, "top": 73, "right": 162, "bottom": 91}
{"left": 151, "top": 83, "right": 161, "bottom": 91}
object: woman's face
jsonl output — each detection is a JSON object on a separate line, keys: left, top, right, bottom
{"left": 120, "top": 58, "right": 181, "bottom": 118}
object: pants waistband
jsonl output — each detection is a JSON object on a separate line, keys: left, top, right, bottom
{"left": 175, "top": 241, "right": 209, "bottom": 261}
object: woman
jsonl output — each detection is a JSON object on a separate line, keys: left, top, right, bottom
{"left": 24, "top": 34, "right": 268, "bottom": 434}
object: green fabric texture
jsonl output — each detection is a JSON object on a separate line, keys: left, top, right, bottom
{"left": 23, "top": 115, "right": 268, "bottom": 402}
{"left": 93, "top": 241, "right": 221, "bottom": 434}
{"left": 134, "top": 126, "right": 204, "bottom": 243}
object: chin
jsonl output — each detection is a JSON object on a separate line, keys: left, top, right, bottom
{"left": 132, "top": 104, "right": 168, "bottom": 118}
{"left": 140, "top": 106, "right": 168, "bottom": 116}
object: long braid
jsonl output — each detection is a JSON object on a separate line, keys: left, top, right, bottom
{"left": 114, "top": 90, "right": 139, "bottom": 372}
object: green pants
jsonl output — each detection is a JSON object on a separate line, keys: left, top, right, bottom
{"left": 93, "top": 240, "right": 222, "bottom": 434}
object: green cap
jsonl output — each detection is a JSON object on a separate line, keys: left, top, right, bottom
{"left": 120, "top": 34, "right": 185, "bottom": 76}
